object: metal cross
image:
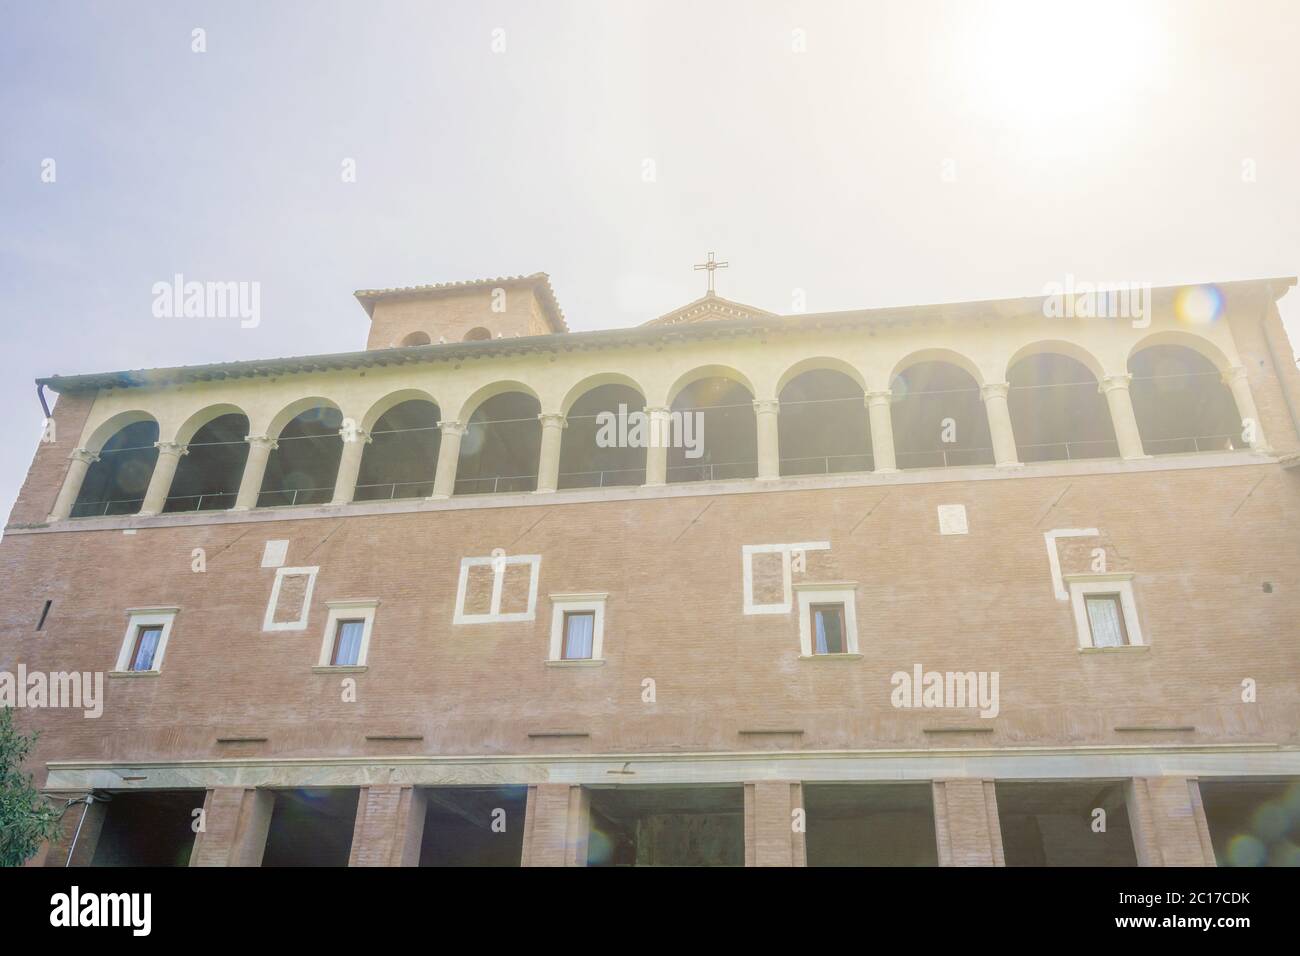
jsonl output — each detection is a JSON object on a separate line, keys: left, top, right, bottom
{"left": 693, "top": 251, "right": 729, "bottom": 296}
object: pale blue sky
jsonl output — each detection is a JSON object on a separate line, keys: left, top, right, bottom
{"left": 2, "top": 0, "right": 1298, "bottom": 521}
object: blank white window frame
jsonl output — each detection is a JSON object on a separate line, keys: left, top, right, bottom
{"left": 454, "top": 554, "right": 542, "bottom": 624}
{"left": 794, "top": 583, "right": 860, "bottom": 657}
{"left": 113, "top": 607, "right": 179, "bottom": 674}
{"left": 263, "top": 566, "right": 319, "bottom": 632}
{"left": 317, "top": 599, "right": 380, "bottom": 668}
{"left": 1064, "top": 572, "right": 1145, "bottom": 649}
{"left": 547, "top": 593, "right": 608, "bottom": 662}
{"left": 742, "top": 542, "right": 831, "bottom": 615}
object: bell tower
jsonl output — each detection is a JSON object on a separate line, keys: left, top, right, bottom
{"left": 355, "top": 273, "right": 567, "bottom": 349}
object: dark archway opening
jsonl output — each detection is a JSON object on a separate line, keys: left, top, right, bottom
{"left": 258, "top": 406, "right": 343, "bottom": 507}
{"left": 455, "top": 392, "right": 541, "bottom": 495}
{"left": 72, "top": 420, "right": 159, "bottom": 517}
{"left": 356, "top": 400, "right": 442, "bottom": 501}
{"left": 1008, "top": 354, "right": 1117, "bottom": 462}
{"left": 165, "top": 413, "right": 250, "bottom": 512}
{"left": 668, "top": 377, "right": 757, "bottom": 483}
{"left": 778, "top": 370, "right": 872, "bottom": 476}
{"left": 1129, "top": 345, "right": 1243, "bottom": 455}
{"left": 559, "top": 384, "right": 648, "bottom": 489}
{"left": 891, "top": 362, "right": 994, "bottom": 469}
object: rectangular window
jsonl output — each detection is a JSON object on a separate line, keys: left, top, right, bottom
{"left": 130, "top": 625, "right": 164, "bottom": 671}
{"left": 1085, "top": 594, "right": 1128, "bottom": 647}
{"left": 331, "top": 619, "right": 366, "bottom": 667}
{"left": 811, "top": 603, "right": 847, "bottom": 655}
{"left": 562, "top": 611, "right": 596, "bottom": 660}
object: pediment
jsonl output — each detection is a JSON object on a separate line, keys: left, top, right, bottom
{"left": 642, "top": 293, "right": 777, "bottom": 328}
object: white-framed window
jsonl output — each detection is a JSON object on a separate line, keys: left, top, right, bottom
{"left": 453, "top": 554, "right": 541, "bottom": 624}
{"left": 742, "top": 542, "right": 830, "bottom": 614}
{"left": 1064, "top": 573, "right": 1145, "bottom": 649}
{"left": 263, "top": 566, "right": 319, "bottom": 632}
{"left": 547, "top": 593, "right": 608, "bottom": 663}
{"left": 316, "top": 600, "right": 379, "bottom": 669}
{"left": 794, "top": 583, "right": 860, "bottom": 657}
{"left": 113, "top": 607, "right": 179, "bottom": 674}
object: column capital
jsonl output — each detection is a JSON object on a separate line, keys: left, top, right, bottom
{"left": 538, "top": 412, "right": 568, "bottom": 429}
{"left": 69, "top": 447, "right": 100, "bottom": 465}
{"left": 244, "top": 435, "right": 279, "bottom": 451}
{"left": 339, "top": 426, "right": 372, "bottom": 445}
{"left": 154, "top": 441, "right": 189, "bottom": 457}
{"left": 979, "top": 382, "right": 1010, "bottom": 400}
{"left": 1221, "top": 365, "right": 1248, "bottom": 387}
{"left": 1098, "top": 373, "right": 1133, "bottom": 394}
{"left": 865, "top": 389, "right": 892, "bottom": 407}
{"left": 437, "top": 420, "right": 467, "bottom": 437}
{"left": 643, "top": 405, "right": 671, "bottom": 418}
{"left": 751, "top": 398, "right": 780, "bottom": 415}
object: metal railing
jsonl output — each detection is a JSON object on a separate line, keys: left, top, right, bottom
{"left": 354, "top": 480, "right": 436, "bottom": 501}
{"left": 255, "top": 486, "right": 334, "bottom": 508}
{"left": 779, "top": 454, "right": 874, "bottom": 477}
{"left": 557, "top": 468, "right": 647, "bottom": 490}
{"left": 162, "top": 491, "right": 238, "bottom": 513}
{"left": 1015, "top": 440, "right": 1120, "bottom": 463}
{"left": 453, "top": 474, "right": 538, "bottom": 495}
{"left": 666, "top": 461, "right": 759, "bottom": 483}
{"left": 1143, "top": 434, "right": 1240, "bottom": 455}
{"left": 894, "top": 448, "right": 996, "bottom": 470}
{"left": 70, "top": 497, "right": 145, "bottom": 518}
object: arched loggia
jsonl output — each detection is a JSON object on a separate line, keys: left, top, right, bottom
{"left": 258, "top": 406, "right": 344, "bottom": 507}
{"left": 1008, "top": 354, "right": 1117, "bottom": 462}
{"left": 165, "top": 413, "right": 250, "bottom": 512}
{"left": 890, "top": 362, "right": 994, "bottom": 469}
{"left": 778, "top": 369, "right": 872, "bottom": 476}
{"left": 1129, "top": 345, "right": 1244, "bottom": 454}
{"left": 72, "top": 420, "right": 159, "bottom": 517}
{"left": 668, "top": 376, "right": 757, "bottom": 483}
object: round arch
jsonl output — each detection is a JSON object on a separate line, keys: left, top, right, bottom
{"left": 1005, "top": 340, "right": 1106, "bottom": 383}
{"left": 775, "top": 356, "right": 868, "bottom": 397}
{"left": 665, "top": 364, "right": 757, "bottom": 406}
{"left": 173, "top": 403, "right": 251, "bottom": 446}
{"left": 361, "top": 388, "right": 442, "bottom": 433}
{"left": 456, "top": 380, "right": 542, "bottom": 423}
{"left": 266, "top": 397, "right": 343, "bottom": 438}
{"left": 1127, "top": 331, "right": 1234, "bottom": 373}
{"left": 889, "top": 348, "right": 985, "bottom": 388}
{"left": 559, "top": 372, "right": 648, "bottom": 417}
{"left": 84, "top": 410, "right": 159, "bottom": 454}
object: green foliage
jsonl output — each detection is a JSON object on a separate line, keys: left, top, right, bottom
{"left": 0, "top": 708, "right": 62, "bottom": 867}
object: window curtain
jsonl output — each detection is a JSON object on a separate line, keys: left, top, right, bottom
{"left": 564, "top": 613, "right": 595, "bottom": 659}
{"left": 132, "top": 627, "right": 161, "bottom": 670}
{"left": 334, "top": 620, "right": 365, "bottom": 665}
{"left": 1085, "top": 597, "right": 1125, "bottom": 647}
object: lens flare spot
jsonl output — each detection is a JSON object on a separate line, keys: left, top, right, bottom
{"left": 1226, "top": 833, "right": 1268, "bottom": 867}
{"left": 1174, "top": 285, "right": 1223, "bottom": 326}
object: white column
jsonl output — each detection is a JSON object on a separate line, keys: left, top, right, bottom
{"left": 865, "top": 390, "right": 897, "bottom": 473}
{"left": 535, "top": 413, "right": 567, "bottom": 493}
{"left": 331, "top": 427, "right": 371, "bottom": 505}
{"left": 980, "top": 382, "right": 1022, "bottom": 468}
{"left": 1099, "top": 374, "right": 1150, "bottom": 460}
{"left": 47, "top": 448, "right": 99, "bottom": 522}
{"left": 1222, "top": 365, "right": 1270, "bottom": 452}
{"left": 139, "top": 441, "right": 188, "bottom": 515}
{"left": 643, "top": 406, "right": 670, "bottom": 486}
{"left": 233, "top": 436, "right": 277, "bottom": 511}
{"left": 753, "top": 399, "right": 780, "bottom": 480}
{"left": 429, "top": 420, "right": 466, "bottom": 499}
